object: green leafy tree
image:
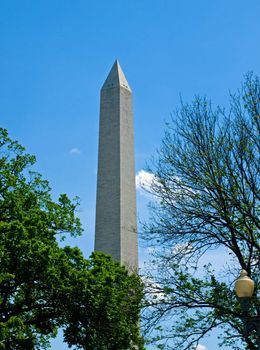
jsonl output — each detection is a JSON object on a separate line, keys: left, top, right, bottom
{"left": 63, "top": 252, "right": 144, "bottom": 350}
{"left": 142, "top": 73, "right": 260, "bottom": 350}
{"left": 0, "top": 128, "right": 144, "bottom": 350}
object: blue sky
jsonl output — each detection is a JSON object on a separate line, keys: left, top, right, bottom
{"left": 1, "top": 1, "right": 260, "bottom": 349}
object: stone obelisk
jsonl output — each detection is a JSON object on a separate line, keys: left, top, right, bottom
{"left": 94, "top": 60, "right": 138, "bottom": 271}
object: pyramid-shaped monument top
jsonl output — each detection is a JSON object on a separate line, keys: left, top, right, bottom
{"left": 101, "top": 60, "right": 131, "bottom": 92}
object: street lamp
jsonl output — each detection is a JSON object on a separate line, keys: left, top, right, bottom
{"left": 235, "top": 270, "right": 260, "bottom": 349}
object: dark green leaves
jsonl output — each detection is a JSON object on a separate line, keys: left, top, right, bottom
{"left": 0, "top": 129, "right": 144, "bottom": 350}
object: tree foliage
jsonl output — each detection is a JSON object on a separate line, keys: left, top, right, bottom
{"left": 0, "top": 128, "right": 144, "bottom": 350}
{"left": 142, "top": 73, "right": 260, "bottom": 350}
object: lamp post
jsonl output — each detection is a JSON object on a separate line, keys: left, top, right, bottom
{"left": 235, "top": 270, "right": 260, "bottom": 350}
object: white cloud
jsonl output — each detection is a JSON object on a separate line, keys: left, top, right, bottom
{"left": 196, "top": 344, "right": 207, "bottom": 350}
{"left": 69, "top": 148, "right": 81, "bottom": 155}
{"left": 145, "top": 247, "right": 157, "bottom": 255}
{"left": 135, "top": 170, "right": 194, "bottom": 199}
{"left": 172, "top": 243, "right": 193, "bottom": 255}
{"left": 142, "top": 277, "right": 169, "bottom": 304}
{"left": 135, "top": 170, "right": 155, "bottom": 192}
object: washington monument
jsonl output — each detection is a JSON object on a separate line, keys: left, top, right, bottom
{"left": 94, "top": 60, "right": 138, "bottom": 271}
